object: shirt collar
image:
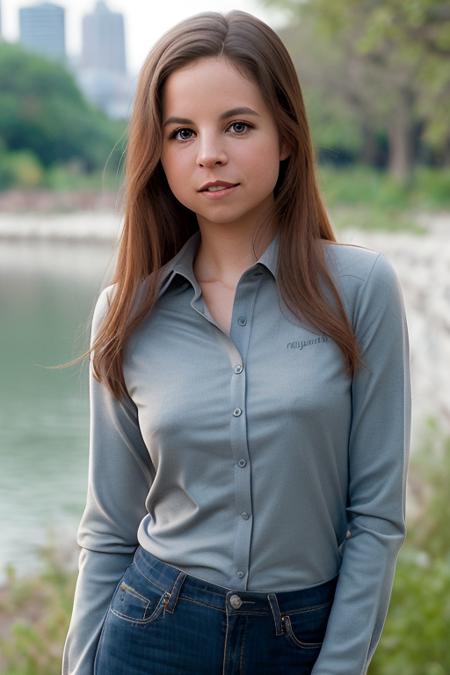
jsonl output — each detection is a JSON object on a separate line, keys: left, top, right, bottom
{"left": 156, "top": 229, "right": 280, "bottom": 299}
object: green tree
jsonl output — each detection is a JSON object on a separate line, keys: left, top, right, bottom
{"left": 0, "top": 42, "right": 126, "bottom": 172}
{"left": 263, "top": 0, "right": 450, "bottom": 181}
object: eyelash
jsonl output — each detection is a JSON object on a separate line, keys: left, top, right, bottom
{"left": 168, "top": 121, "right": 253, "bottom": 142}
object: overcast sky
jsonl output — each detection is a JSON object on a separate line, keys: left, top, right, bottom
{"left": 1, "top": 0, "right": 289, "bottom": 75}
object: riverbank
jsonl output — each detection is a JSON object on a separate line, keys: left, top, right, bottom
{"left": 0, "top": 188, "right": 120, "bottom": 213}
{"left": 0, "top": 209, "right": 122, "bottom": 242}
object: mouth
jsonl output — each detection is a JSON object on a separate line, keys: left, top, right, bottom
{"left": 199, "top": 184, "right": 240, "bottom": 199}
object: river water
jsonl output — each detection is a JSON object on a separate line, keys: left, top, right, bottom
{"left": 0, "top": 226, "right": 118, "bottom": 583}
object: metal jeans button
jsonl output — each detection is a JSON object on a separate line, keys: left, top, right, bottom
{"left": 229, "top": 594, "right": 243, "bottom": 609}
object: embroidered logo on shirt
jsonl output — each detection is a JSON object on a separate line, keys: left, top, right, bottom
{"left": 286, "top": 335, "right": 329, "bottom": 350}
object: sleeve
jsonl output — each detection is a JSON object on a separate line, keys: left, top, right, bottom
{"left": 312, "top": 252, "right": 412, "bottom": 675}
{"left": 61, "top": 285, "right": 155, "bottom": 675}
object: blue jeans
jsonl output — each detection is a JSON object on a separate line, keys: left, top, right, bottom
{"left": 94, "top": 545, "right": 338, "bottom": 674}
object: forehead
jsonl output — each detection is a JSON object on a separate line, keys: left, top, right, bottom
{"left": 161, "top": 57, "right": 263, "bottom": 112}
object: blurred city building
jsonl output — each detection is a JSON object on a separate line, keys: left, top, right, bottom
{"left": 19, "top": 1, "right": 66, "bottom": 61}
{"left": 74, "top": 0, "right": 134, "bottom": 119}
{"left": 82, "top": 0, "right": 126, "bottom": 73}
{"left": 4, "top": 0, "right": 134, "bottom": 119}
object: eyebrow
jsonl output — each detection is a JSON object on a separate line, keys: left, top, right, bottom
{"left": 163, "top": 106, "right": 261, "bottom": 128}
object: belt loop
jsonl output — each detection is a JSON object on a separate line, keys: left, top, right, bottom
{"left": 164, "top": 571, "right": 187, "bottom": 614}
{"left": 267, "top": 592, "right": 284, "bottom": 636}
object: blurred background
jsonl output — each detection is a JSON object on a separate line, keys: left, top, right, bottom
{"left": 0, "top": 0, "right": 449, "bottom": 673}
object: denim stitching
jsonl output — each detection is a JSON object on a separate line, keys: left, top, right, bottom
{"left": 285, "top": 600, "right": 333, "bottom": 616}
{"left": 119, "top": 581, "right": 152, "bottom": 606}
{"left": 283, "top": 614, "right": 324, "bottom": 650}
{"left": 110, "top": 596, "right": 165, "bottom": 625}
{"left": 239, "top": 615, "right": 248, "bottom": 672}
{"left": 221, "top": 606, "right": 230, "bottom": 675}
{"left": 178, "top": 595, "right": 226, "bottom": 612}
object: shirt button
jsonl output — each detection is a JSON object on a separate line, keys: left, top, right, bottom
{"left": 238, "top": 458, "right": 247, "bottom": 468}
{"left": 234, "top": 364, "right": 243, "bottom": 374}
{"left": 237, "top": 316, "right": 247, "bottom": 326}
{"left": 229, "top": 594, "right": 243, "bottom": 608}
{"left": 241, "top": 512, "right": 250, "bottom": 520}
{"left": 233, "top": 408, "right": 242, "bottom": 417}
{"left": 236, "top": 570, "right": 245, "bottom": 579}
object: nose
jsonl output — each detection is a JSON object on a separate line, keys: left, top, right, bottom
{"left": 196, "top": 133, "right": 227, "bottom": 167}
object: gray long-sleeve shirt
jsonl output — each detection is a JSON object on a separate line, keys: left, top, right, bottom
{"left": 62, "top": 230, "right": 411, "bottom": 675}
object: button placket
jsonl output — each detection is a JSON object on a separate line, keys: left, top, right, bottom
{"left": 228, "top": 276, "right": 261, "bottom": 589}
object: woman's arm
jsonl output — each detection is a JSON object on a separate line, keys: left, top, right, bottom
{"left": 312, "top": 252, "right": 412, "bottom": 675}
{"left": 62, "top": 286, "right": 154, "bottom": 675}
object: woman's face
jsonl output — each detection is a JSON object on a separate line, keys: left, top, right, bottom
{"left": 160, "top": 56, "right": 288, "bottom": 233}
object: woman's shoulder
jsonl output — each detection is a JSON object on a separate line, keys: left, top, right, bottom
{"left": 320, "top": 239, "right": 399, "bottom": 293}
{"left": 318, "top": 240, "right": 405, "bottom": 326}
{"left": 93, "top": 282, "right": 117, "bottom": 318}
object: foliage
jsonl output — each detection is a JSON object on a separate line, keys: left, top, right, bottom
{"left": 369, "top": 549, "right": 450, "bottom": 675}
{"left": 0, "top": 148, "right": 44, "bottom": 189}
{"left": 0, "top": 42, "right": 127, "bottom": 173}
{"left": 0, "top": 537, "right": 77, "bottom": 675}
{"left": 264, "top": 0, "right": 450, "bottom": 178}
{"left": 317, "top": 165, "right": 450, "bottom": 233}
{"left": 318, "top": 165, "right": 450, "bottom": 208}
{"left": 369, "top": 416, "right": 450, "bottom": 674}
{"left": 42, "top": 161, "right": 123, "bottom": 192}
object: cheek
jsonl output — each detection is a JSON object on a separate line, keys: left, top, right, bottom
{"left": 242, "top": 135, "right": 281, "bottom": 183}
{"left": 248, "top": 150, "right": 280, "bottom": 189}
{"left": 160, "top": 148, "right": 173, "bottom": 179}
{"left": 161, "top": 152, "right": 184, "bottom": 193}
{"left": 161, "top": 148, "right": 189, "bottom": 181}
{"left": 160, "top": 152, "right": 195, "bottom": 208}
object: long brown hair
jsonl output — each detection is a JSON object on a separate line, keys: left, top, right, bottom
{"left": 67, "top": 10, "right": 366, "bottom": 401}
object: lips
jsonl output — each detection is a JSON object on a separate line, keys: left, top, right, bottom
{"left": 199, "top": 181, "right": 239, "bottom": 192}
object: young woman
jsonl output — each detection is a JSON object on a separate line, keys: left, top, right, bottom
{"left": 62, "top": 10, "right": 411, "bottom": 675}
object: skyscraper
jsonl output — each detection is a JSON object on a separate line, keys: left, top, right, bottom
{"left": 19, "top": 2, "right": 66, "bottom": 61}
{"left": 81, "top": 0, "right": 127, "bottom": 73}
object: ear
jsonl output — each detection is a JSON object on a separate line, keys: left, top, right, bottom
{"left": 280, "top": 141, "right": 290, "bottom": 161}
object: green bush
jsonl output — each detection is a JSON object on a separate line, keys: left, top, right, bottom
{"left": 0, "top": 149, "right": 44, "bottom": 189}
{"left": 0, "top": 42, "right": 127, "bottom": 174}
{"left": 0, "top": 538, "right": 77, "bottom": 675}
{"left": 369, "top": 417, "right": 450, "bottom": 674}
{"left": 42, "top": 160, "right": 123, "bottom": 192}
{"left": 369, "top": 549, "right": 450, "bottom": 675}
{"left": 317, "top": 165, "right": 450, "bottom": 210}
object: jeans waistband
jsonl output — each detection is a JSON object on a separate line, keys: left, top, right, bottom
{"left": 133, "top": 545, "right": 338, "bottom": 618}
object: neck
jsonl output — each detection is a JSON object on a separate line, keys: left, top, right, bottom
{"left": 193, "top": 224, "right": 277, "bottom": 287}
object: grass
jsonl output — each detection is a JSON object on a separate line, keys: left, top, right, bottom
{"left": 0, "top": 539, "right": 77, "bottom": 675}
{"left": 318, "top": 164, "right": 450, "bottom": 234}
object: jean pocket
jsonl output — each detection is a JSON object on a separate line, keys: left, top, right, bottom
{"left": 109, "top": 562, "right": 171, "bottom": 625}
{"left": 281, "top": 601, "right": 332, "bottom": 650}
